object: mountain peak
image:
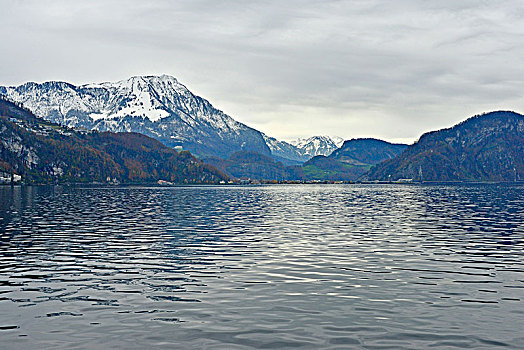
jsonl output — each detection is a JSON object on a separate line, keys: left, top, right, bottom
{"left": 126, "top": 74, "right": 179, "bottom": 84}
{"left": 87, "top": 74, "right": 186, "bottom": 93}
{"left": 0, "top": 75, "right": 271, "bottom": 159}
{"left": 290, "top": 135, "right": 344, "bottom": 157}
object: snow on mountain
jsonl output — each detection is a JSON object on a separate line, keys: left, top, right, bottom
{"left": 262, "top": 133, "right": 309, "bottom": 164}
{"left": 290, "top": 135, "right": 344, "bottom": 158}
{"left": 331, "top": 136, "right": 345, "bottom": 148}
{"left": 0, "top": 75, "right": 270, "bottom": 158}
{"left": 0, "top": 74, "right": 349, "bottom": 163}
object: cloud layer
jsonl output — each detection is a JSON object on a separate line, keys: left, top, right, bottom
{"left": 1, "top": 0, "right": 524, "bottom": 142}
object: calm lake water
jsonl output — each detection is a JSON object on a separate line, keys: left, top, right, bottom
{"left": 0, "top": 184, "right": 523, "bottom": 349}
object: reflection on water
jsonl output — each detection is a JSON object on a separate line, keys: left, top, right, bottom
{"left": 0, "top": 184, "right": 523, "bottom": 349}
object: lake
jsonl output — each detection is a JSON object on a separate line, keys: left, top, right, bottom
{"left": 0, "top": 184, "right": 523, "bottom": 349}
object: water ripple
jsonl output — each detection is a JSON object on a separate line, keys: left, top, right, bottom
{"left": 0, "top": 184, "right": 523, "bottom": 349}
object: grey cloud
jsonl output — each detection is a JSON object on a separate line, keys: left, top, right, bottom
{"left": 1, "top": 0, "right": 524, "bottom": 142}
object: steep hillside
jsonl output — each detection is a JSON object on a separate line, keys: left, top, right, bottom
{"left": 364, "top": 111, "right": 524, "bottom": 182}
{"left": 0, "top": 75, "right": 270, "bottom": 159}
{"left": 0, "top": 96, "right": 228, "bottom": 184}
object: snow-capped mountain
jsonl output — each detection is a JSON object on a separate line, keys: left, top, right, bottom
{"left": 290, "top": 136, "right": 345, "bottom": 158}
{"left": 332, "top": 136, "right": 345, "bottom": 148}
{"left": 0, "top": 75, "right": 270, "bottom": 158}
{"left": 262, "top": 133, "right": 309, "bottom": 164}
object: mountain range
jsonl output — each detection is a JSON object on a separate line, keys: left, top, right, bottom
{"left": 2, "top": 75, "right": 522, "bottom": 183}
{"left": 0, "top": 96, "right": 228, "bottom": 184}
{"left": 0, "top": 75, "right": 341, "bottom": 162}
{"left": 205, "top": 139, "right": 407, "bottom": 182}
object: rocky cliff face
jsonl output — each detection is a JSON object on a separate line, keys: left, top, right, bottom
{"left": 364, "top": 111, "right": 524, "bottom": 182}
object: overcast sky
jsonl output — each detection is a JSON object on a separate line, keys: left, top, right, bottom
{"left": 1, "top": 0, "right": 524, "bottom": 143}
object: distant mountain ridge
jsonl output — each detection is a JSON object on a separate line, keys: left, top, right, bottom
{"left": 302, "top": 138, "right": 407, "bottom": 181}
{"left": 202, "top": 137, "right": 407, "bottom": 182}
{"left": 290, "top": 135, "right": 344, "bottom": 158}
{"left": 364, "top": 111, "right": 524, "bottom": 182}
{"left": 262, "top": 133, "right": 309, "bottom": 163}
